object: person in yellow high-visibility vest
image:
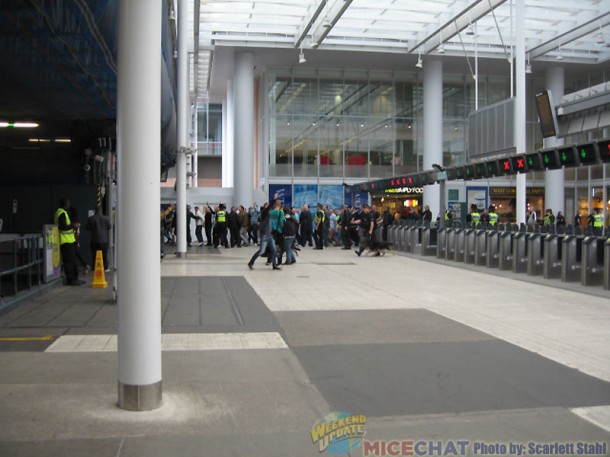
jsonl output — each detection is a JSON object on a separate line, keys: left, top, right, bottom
{"left": 592, "top": 208, "right": 604, "bottom": 235}
{"left": 54, "top": 198, "right": 84, "bottom": 286}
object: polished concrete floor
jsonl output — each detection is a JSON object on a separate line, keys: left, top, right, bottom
{"left": 0, "top": 244, "right": 609, "bottom": 456}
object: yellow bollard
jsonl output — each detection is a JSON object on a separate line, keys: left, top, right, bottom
{"left": 92, "top": 250, "right": 108, "bottom": 289}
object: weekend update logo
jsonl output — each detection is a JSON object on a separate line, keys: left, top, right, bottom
{"left": 311, "top": 411, "right": 367, "bottom": 455}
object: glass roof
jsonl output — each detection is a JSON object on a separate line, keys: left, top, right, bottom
{"left": 188, "top": 0, "right": 610, "bottom": 94}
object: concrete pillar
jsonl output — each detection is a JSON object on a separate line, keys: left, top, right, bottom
{"left": 544, "top": 67, "right": 565, "bottom": 216}
{"left": 233, "top": 53, "right": 254, "bottom": 206}
{"left": 222, "top": 81, "right": 235, "bottom": 188}
{"left": 175, "top": 0, "right": 189, "bottom": 257}
{"left": 116, "top": 0, "right": 162, "bottom": 411}
{"left": 423, "top": 59, "right": 443, "bottom": 219}
{"left": 515, "top": 0, "right": 527, "bottom": 225}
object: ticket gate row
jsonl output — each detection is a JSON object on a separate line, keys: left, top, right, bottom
{"left": 387, "top": 222, "right": 610, "bottom": 291}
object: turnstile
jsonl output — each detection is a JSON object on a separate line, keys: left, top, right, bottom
{"left": 446, "top": 228, "right": 457, "bottom": 261}
{"left": 397, "top": 225, "right": 409, "bottom": 251}
{"left": 498, "top": 231, "right": 513, "bottom": 270}
{"left": 543, "top": 234, "right": 563, "bottom": 279}
{"left": 407, "top": 226, "right": 421, "bottom": 254}
{"left": 486, "top": 230, "right": 500, "bottom": 269}
{"left": 512, "top": 231, "right": 528, "bottom": 273}
{"left": 421, "top": 227, "right": 437, "bottom": 256}
{"left": 436, "top": 227, "right": 447, "bottom": 259}
{"left": 526, "top": 233, "right": 544, "bottom": 276}
{"left": 561, "top": 235, "right": 583, "bottom": 282}
{"left": 581, "top": 236, "right": 606, "bottom": 286}
{"left": 455, "top": 228, "right": 468, "bottom": 262}
{"left": 464, "top": 228, "right": 476, "bottom": 264}
{"left": 474, "top": 229, "right": 488, "bottom": 266}
{"left": 604, "top": 238, "right": 610, "bottom": 290}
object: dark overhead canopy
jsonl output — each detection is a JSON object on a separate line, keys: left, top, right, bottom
{"left": 0, "top": 0, "right": 177, "bottom": 170}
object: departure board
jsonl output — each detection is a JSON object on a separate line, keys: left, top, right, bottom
{"left": 535, "top": 90, "right": 558, "bottom": 138}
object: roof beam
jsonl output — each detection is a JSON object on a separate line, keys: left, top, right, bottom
{"left": 529, "top": 11, "right": 610, "bottom": 59}
{"left": 294, "top": 0, "right": 328, "bottom": 48}
{"left": 310, "top": 0, "right": 354, "bottom": 49}
{"left": 408, "top": 0, "right": 507, "bottom": 54}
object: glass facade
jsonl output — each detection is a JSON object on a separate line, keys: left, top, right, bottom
{"left": 197, "top": 102, "right": 223, "bottom": 156}
{"left": 267, "top": 68, "right": 524, "bottom": 180}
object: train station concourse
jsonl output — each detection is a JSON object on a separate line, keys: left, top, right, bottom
{"left": 0, "top": 1, "right": 610, "bottom": 456}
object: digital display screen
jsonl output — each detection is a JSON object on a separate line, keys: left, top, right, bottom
{"left": 526, "top": 152, "right": 544, "bottom": 171}
{"left": 535, "top": 90, "right": 558, "bottom": 138}
{"left": 557, "top": 146, "right": 577, "bottom": 168}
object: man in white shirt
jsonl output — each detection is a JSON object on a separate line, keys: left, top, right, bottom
{"left": 194, "top": 206, "right": 205, "bottom": 246}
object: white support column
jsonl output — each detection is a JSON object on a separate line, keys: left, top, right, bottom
{"left": 423, "top": 59, "right": 443, "bottom": 219}
{"left": 175, "top": 0, "right": 188, "bottom": 257}
{"left": 544, "top": 67, "right": 565, "bottom": 216}
{"left": 515, "top": 0, "right": 527, "bottom": 226}
{"left": 116, "top": 0, "right": 162, "bottom": 411}
{"left": 234, "top": 53, "right": 254, "bottom": 206}
{"left": 191, "top": 103, "right": 198, "bottom": 188}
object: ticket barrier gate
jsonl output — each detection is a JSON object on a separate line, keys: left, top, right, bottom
{"left": 512, "top": 231, "right": 528, "bottom": 273}
{"left": 397, "top": 225, "right": 409, "bottom": 251}
{"left": 561, "top": 236, "right": 583, "bottom": 282}
{"left": 581, "top": 236, "right": 606, "bottom": 287}
{"left": 407, "top": 225, "right": 421, "bottom": 254}
{"left": 455, "top": 228, "right": 468, "bottom": 262}
{"left": 543, "top": 234, "right": 563, "bottom": 279}
{"left": 605, "top": 238, "right": 610, "bottom": 290}
{"left": 474, "top": 229, "right": 488, "bottom": 266}
{"left": 421, "top": 227, "right": 437, "bottom": 256}
{"left": 498, "top": 231, "right": 513, "bottom": 270}
{"left": 388, "top": 225, "right": 399, "bottom": 247}
{"left": 526, "top": 233, "right": 544, "bottom": 276}
{"left": 464, "top": 228, "right": 477, "bottom": 264}
{"left": 486, "top": 230, "right": 500, "bottom": 269}
{"left": 446, "top": 228, "right": 458, "bottom": 261}
{"left": 436, "top": 227, "right": 448, "bottom": 259}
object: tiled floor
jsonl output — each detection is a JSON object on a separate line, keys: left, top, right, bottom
{"left": 0, "top": 244, "right": 609, "bottom": 456}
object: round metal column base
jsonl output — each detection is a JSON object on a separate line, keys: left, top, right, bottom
{"left": 118, "top": 381, "right": 162, "bottom": 411}
{"left": 176, "top": 252, "right": 186, "bottom": 258}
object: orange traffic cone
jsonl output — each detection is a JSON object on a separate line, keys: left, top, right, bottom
{"left": 92, "top": 250, "right": 108, "bottom": 289}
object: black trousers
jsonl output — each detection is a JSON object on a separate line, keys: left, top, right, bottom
{"left": 60, "top": 242, "right": 79, "bottom": 284}
{"left": 195, "top": 225, "right": 204, "bottom": 243}
{"left": 90, "top": 242, "right": 109, "bottom": 270}
{"left": 314, "top": 227, "right": 324, "bottom": 249}
{"left": 205, "top": 224, "right": 213, "bottom": 245}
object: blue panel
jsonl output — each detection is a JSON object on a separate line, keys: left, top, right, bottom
{"left": 319, "top": 185, "right": 343, "bottom": 209}
{"left": 294, "top": 184, "right": 318, "bottom": 209}
{"left": 269, "top": 184, "right": 293, "bottom": 207}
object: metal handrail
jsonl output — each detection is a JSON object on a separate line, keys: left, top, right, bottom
{"left": 0, "top": 234, "right": 44, "bottom": 311}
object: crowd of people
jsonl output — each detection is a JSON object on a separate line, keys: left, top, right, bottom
{"left": 160, "top": 197, "right": 416, "bottom": 268}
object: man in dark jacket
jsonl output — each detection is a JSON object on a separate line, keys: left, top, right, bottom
{"left": 228, "top": 206, "right": 240, "bottom": 247}
{"left": 86, "top": 206, "right": 112, "bottom": 271}
{"left": 299, "top": 204, "right": 313, "bottom": 247}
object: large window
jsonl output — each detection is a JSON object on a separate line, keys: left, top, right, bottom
{"left": 197, "top": 102, "right": 222, "bottom": 156}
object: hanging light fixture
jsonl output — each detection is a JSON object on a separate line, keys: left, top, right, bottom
{"left": 415, "top": 53, "right": 423, "bottom": 69}
{"left": 466, "top": 23, "right": 475, "bottom": 35}
{"left": 299, "top": 48, "right": 306, "bottom": 64}
{"left": 525, "top": 54, "right": 532, "bottom": 74}
{"left": 555, "top": 44, "right": 563, "bottom": 60}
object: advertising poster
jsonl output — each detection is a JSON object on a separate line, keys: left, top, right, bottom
{"left": 269, "top": 184, "right": 292, "bottom": 207}
{"left": 294, "top": 184, "right": 318, "bottom": 209}
{"left": 43, "top": 224, "right": 61, "bottom": 283}
{"left": 319, "top": 185, "right": 344, "bottom": 209}
{"left": 466, "top": 186, "right": 488, "bottom": 212}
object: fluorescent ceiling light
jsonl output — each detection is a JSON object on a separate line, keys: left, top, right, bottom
{"left": 1, "top": 122, "right": 39, "bottom": 128}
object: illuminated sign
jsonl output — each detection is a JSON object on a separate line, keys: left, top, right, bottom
{"left": 384, "top": 187, "right": 424, "bottom": 194}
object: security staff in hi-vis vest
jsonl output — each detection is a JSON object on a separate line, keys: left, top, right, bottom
{"left": 592, "top": 208, "right": 603, "bottom": 235}
{"left": 215, "top": 203, "right": 229, "bottom": 248}
{"left": 466, "top": 204, "right": 480, "bottom": 227}
{"left": 54, "top": 198, "right": 84, "bottom": 286}
{"left": 488, "top": 205, "right": 499, "bottom": 227}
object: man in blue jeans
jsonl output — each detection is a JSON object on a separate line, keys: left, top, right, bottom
{"left": 247, "top": 202, "right": 281, "bottom": 270}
